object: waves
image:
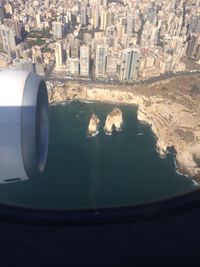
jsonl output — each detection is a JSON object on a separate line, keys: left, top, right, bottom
{"left": 87, "top": 130, "right": 99, "bottom": 138}
{"left": 79, "top": 100, "right": 95, "bottom": 104}
{"left": 173, "top": 157, "right": 200, "bottom": 186}
{"left": 50, "top": 99, "right": 95, "bottom": 106}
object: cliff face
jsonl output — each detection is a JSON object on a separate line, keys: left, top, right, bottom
{"left": 48, "top": 84, "right": 87, "bottom": 103}
{"left": 137, "top": 98, "right": 200, "bottom": 179}
{"left": 88, "top": 114, "right": 100, "bottom": 136}
{"left": 104, "top": 108, "right": 123, "bottom": 135}
{"left": 48, "top": 83, "right": 145, "bottom": 106}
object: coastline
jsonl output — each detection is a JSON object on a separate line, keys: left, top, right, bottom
{"left": 48, "top": 77, "right": 200, "bottom": 182}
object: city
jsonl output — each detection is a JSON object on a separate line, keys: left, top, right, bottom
{"left": 0, "top": 0, "right": 200, "bottom": 86}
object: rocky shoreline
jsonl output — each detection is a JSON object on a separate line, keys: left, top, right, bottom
{"left": 137, "top": 106, "right": 168, "bottom": 158}
{"left": 137, "top": 102, "right": 200, "bottom": 180}
{"left": 48, "top": 77, "right": 200, "bottom": 181}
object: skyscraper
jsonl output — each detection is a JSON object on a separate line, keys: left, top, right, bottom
{"left": 0, "top": 24, "right": 16, "bottom": 59}
{"left": 13, "top": 57, "right": 34, "bottom": 72}
{"left": 92, "top": 7, "right": 99, "bottom": 29}
{"left": 55, "top": 42, "right": 64, "bottom": 68}
{"left": 80, "top": 6, "right": 88, "bottom": 26}
{"left": 120, "top": 48, "right": 140, "bottom": 81}
{"left": 146, "top": 7, "right": 157, "bottom": 25}
{"left": 70, "top": 41, "right": 79, "bottom": 58}
{"left": 14, "top": 20, "right": 23, "bottom": 41}
{"left": 107, "top": 10, "right": 115, "bottom": 27}
{"left": 36, "top": 13, "right": 41, "bottom": 29}
{"left": 106, "top": 54, "right": 118, "bottom": 77}
{"left": 189, "top": 16, "right": 200, "bottom": 33}
{"left": 186, "top": 35, "right": 199, "bottom": 58}
{"left": 66, "top": 58, "right": 79, "bottom": 76}
{"left": 126, "top": 16, "right": 135, "bottom": 35}
{"left": 100, "top": 9, "right": 107, "bottom": 31}
{"left": 195, "top": 45, "right": 200, "bottom": 61}
{"left": 95, "top": 44, "right": 107, "bottom": 79}
{"left": 0, "top": 4, "right": 4, "bottom": 20}
{"left": 80, "top": 45, "right": 90, "bottom": 77}
{"left": 52, "top": 21, "right": 63, "bottom": 39}
{"left": 150, "top": 26, "right": 159, "bottom": 46}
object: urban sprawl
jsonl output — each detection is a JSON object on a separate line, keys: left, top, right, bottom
{"left": 0, "top": 0, "right": 200, "bottom": 84}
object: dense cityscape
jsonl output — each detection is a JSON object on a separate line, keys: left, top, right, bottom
{"left": 0, "top": 0, "right": 200, "bottom": 84}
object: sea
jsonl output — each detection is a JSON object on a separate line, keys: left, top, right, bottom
{"left": 0, "top": 101, "right": 198, "bottom": 210}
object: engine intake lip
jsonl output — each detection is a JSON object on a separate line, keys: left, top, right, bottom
{"left": 21, "top": 73, "right": 49, "bottom": 178}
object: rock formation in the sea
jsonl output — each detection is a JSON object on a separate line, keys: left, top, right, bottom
{"left": 88, "top": 114, "right": 100, "bottom": 136}
{"left": 104, "top": 108, "right": 123, "bottom": 135}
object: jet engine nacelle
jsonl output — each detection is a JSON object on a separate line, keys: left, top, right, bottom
{"left": 0, "top": 69, "right": 49, "bottom": 183}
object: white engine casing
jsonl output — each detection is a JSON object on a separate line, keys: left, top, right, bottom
{"left": 0, "top": 68, "right": 49, "bottom": 183}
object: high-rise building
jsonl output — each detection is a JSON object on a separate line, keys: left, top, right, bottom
{"left": 195, "top": 45, "right": 200, "bottom": 61}
{"left": 66, "top": 58, "right": 79, "bottom": 76}
{"left": 159, "top": 59, "right": 171, "bottom": 74}
{"left": 0, "top": 24, "right": 16, "bottom": 59}
{"left": 150, "top": 26, "right": 159, "bottom": 46}
{"left": 106, "top": 25, "right": 115, "bottom": 47}
{"left": 36, "top": 14, "right": 41, "bottom": 29}
{"left": 189, "top": 16, "right": 200, "bottom": 33}
{"left": 80, "top": 6, "right": 88, "bottom": 26}
{"left": 107, "top": 10, "right": 115, "bottom": 26}
{"left": 80, "top": 45, "right": 90, "bottom": 77}
{"left": 106, "top": 25, "right": 115, "bottom": 38}
{"left": 13, "top": 57, "right": 34, "bottom": 72}
{"left": 120, "top": 48, "right": 140, "bottom": 81}
{"left": 146, "top": 7, "right": 157, "bottom": 25}
{"left": 52, "top": 21, "right": 63, "bottom": 39}
{"left": 100, "top": 9, "right": 107, "bottom": 31}
{"left": 95, "top": 44, "right": 107, "bottom": 78}
{"left": 63, "top": 16, "right": 69, "bottom": 34}
{"left": 106, "top": 54, "right": 118, "bottom": 77}
{"left": 92, "top": 7, "right": 99, "bottom": 29}
{"left": 14, "top": 20, "right": 23, "bottom": 41}
{"left": 0, "top": 4, "right": 4, "bottom": 20}
{"left": 66, "top": 11, "right": 72, "bottom": 22}
{"left": 55, "top": 42, "right": 64, "bottom": 68}
{"left": 126, "top": 16, "right": 135, "bottom": 35}
{"left": 70, "top": 42, "right": 79, "bottom": 58}
{"left": 186, "top": 35, "right": 199, "bottom": 58}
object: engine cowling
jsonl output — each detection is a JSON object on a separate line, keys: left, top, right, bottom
{"left": 0, "top": 69, "right": 49, "bottom": 183}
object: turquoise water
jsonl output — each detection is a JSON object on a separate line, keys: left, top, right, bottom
{"left": 0, "top": 101, "right": 197, "bottom": 209}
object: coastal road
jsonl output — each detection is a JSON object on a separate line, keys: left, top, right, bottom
{"left": 45, "top": 70, "right": 200, "bottom": 88}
